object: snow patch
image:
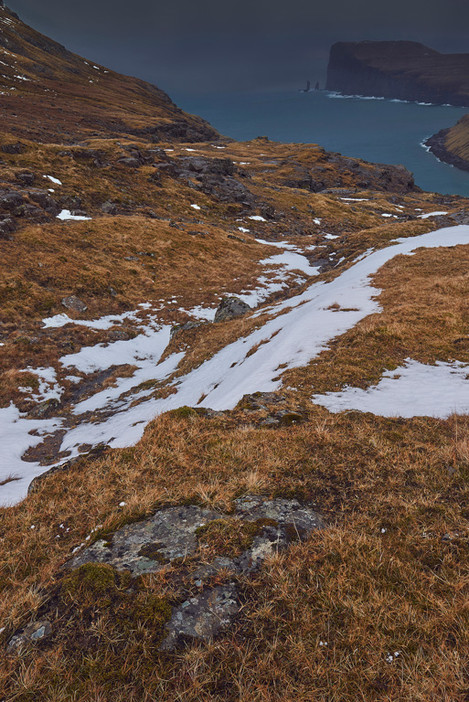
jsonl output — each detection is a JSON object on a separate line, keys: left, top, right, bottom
{"left": 313, "top": 360, "right": 469, "bottom": 418}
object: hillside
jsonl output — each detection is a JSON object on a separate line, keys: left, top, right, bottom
{"left": 326, "top": 40, "right": 469, "bottom": 106}
{"left": 1, "top": 5, "right": 469, "bottom": 701}
{"left": 426, "top": 114, "right": 469, "bottom": 171}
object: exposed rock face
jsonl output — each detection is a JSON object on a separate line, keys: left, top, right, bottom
{"left": 214, "top": 296, "right": 251, "bottom": 323}
{"left": 326, "top": 41, "right": 469, "bottom": 106}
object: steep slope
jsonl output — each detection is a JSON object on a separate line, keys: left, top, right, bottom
{"left": 0, "top": 2, "right": 218, "bottom": 143}
{"left": 426, "top": 114, "right": 469, "bottom": 171}
{"left": 1, "top": 7, "right": 469, "bottom": 702}
{"left": 326, "top": 40, "right": 469, "bottom": 106}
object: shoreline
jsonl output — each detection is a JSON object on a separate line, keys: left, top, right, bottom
{"left": 425, "top": 128, "right": 469, "bottom": 173}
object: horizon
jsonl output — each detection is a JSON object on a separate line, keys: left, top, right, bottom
{"left": 6, "top": 0, "right": 469, "bottom": 97}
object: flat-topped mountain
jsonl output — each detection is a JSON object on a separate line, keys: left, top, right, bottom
{"left": 0, "top": 3, "right": 218, "bottom": 143}
{"left": 326, "top": 40, "right": 469, "bottom": 106}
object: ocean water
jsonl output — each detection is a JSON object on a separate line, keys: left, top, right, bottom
{"left": 174, "top": 89, "right": 469, "bottom": 196}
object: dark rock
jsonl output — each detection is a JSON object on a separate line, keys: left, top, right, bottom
{"left": 451, "top": 210, "right": 469, "bottom": 224}
{"left": 7, "top": 620, "right": 52, "bottom": 652}
{"left": 101, "top": 200, "right": 118, "bottom": 215}
{"left": 214, "top": 296, "right": 251, "bottom": 323}
{"left": 27, "top": 189, "right": 60, "bottom": 215}
{"left": 0, "top": 142, "right": 26, "bottom": 155}
{"left": 0, "top": 190, "right": 24, "bottom": 210}
{"left": 62, "top": 296, "right": 87, "bottom": 313}
{"left": 0, "top": 216, "right": 17, "bottom": 239}
{"left": 14, "top": 204, "right": 47, "bottom": 219}
{"left": 28, "top": 398, "right": 60, "bottom": 419}
{"left": 179, "top": 156, "right": 235, "bottom": 177}
{"left": 16, "top": 171, "right": 35, "bottom": 186}
{"left": 170, "top": 320, "right": 207, "bottom": 339}
{"left": 117, "top": 156, "right": 142, "bottom": 168}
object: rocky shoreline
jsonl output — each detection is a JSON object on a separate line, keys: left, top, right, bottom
{"left": 425, "top": 128, "right": 469, "bottom": 173}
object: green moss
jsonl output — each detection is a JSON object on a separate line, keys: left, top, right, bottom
{"left": 278, "top": 412, "right": 304, "bottom": 426}
{"left": 61, "top": 563, "right": 119, "bottom": 601}
{"left": 138, "top": 542, "right": 169, "bottom": 564}
{"left": 196, "top": 517, "right": 278, "bottom": 558}
{"left": 167, "top": 405, "right": 198, "bottom": 419}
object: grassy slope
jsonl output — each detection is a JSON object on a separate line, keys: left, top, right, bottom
{"left": 445, "top": 114, "right": 469, "bottom": 162}
{"left": 0, "top": 7, "right": 468, "bottom": 702}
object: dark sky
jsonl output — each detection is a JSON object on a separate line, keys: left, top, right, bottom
{"left": 7, "top": 0, "right": 469, "bottom": 96}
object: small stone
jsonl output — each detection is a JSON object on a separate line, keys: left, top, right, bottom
{"left": 7, "top": 620, "right": 51, "bottom": 652}
{"left": 62, "top": 296, "right": 87, "bottom": 313}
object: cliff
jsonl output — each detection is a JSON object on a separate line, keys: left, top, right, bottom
{"left": 426, "top": 115, "right": 469, "bottom": 171}
{"left": 326, "top": 41, "right": 469, "bottom": 106}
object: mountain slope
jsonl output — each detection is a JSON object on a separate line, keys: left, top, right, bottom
{"left": 326, "top": 40, "right": 469, "bottom": 106}
{"left": 1, "top": 7, "right": 469, "bottom": 702}
{"left": 0, "top": 3, "right": 218, "bottom": 143}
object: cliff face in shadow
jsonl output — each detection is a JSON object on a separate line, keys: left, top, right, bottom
{"left": 326, "top": 41, "right": 469, "bottom": 107}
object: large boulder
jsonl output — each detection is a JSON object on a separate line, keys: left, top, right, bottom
{"left": 214, "top": 296, "right": 251, "bottom": 323}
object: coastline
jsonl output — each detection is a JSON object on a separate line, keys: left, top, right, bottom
{"left": 425, "top": 128, "right": 469, "bottom": 173}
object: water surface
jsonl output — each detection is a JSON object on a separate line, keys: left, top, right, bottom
{"left": 175, "top": 89, "right": 469, "bottom": 196}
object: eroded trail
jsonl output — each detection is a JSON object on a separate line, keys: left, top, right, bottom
{"left": 2, "top": 225, "right": 469, "bottom": 505}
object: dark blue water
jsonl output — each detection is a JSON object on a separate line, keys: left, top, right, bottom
{"left": 174, "top": 90, "right": 469, "bottom": 196}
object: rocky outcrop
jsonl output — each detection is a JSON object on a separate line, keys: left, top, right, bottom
{"left": 9, "top": 497, "right": 322, "bottom": 652}
{"left": 326, "top": 41, "right": 469, "bottom": 106}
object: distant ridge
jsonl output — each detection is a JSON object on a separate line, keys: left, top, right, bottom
{"left": 326, "top": 40, "right": 469, "bottom": 106}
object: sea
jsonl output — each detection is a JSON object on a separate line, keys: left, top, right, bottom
{"left": 174, "top": 89, "right": 469, "bottom": 197}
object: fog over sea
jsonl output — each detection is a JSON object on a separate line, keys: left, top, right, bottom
{"left": 175, "top": 89, "right": 469, "bottom": 196}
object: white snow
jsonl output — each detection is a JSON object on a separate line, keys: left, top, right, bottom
{"left": 313, "top": 360, "right": 469, "bottom": 418}
{"left": 19, "top": 367, "right": 63, "bottom": 402}
{"left": 42, "top": 309, "right": 141, "bottom": 330}
{"left": 313, "top": 218, "right": 321, "bottom": 225}
{"left": 341, "top": 198, "right": 369, "bottom": 202}
{"left": 261, "top": 252, "right": 320, "bottom": 277}
{"left": 3, "top": 225, "right": 469, "bottom": 506}
{"left": 44, "top": 175, "right": 62, "bottom": 185}
{"left": 249, "top": 215, "right": 267, "bottom": 222}
{"left": 238, "top": 227, "right": 250, "bottom": 233}
{"left": 57, "top": 210, "right": 91, "bottom": 222}
{"left": 0, "top": 405, "right": 62, "bottom": 505}
{"left": 190, "top": 204, "right": 201, "bottom": 210}
{"left": 256, "top": 238, "right": 298, "bottom": 251}
{"left": 324, "top": 233, "right": 339, "bottom": 240}
{"left": 418, "top": 211, "right": 448, "bottom": 219}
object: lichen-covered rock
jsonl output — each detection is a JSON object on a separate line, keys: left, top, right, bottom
{"left": 160, "top": 585, "right": 239, "bottom": 650}
{"left": 68, "top": 505, "right": 222, "bottom": 575}
{"left": 214, "top": 296, "right": 251, "bottom": 323}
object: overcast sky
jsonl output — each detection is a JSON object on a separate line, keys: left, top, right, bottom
{"left": 8, "top": 0, "right": 469, "bottom": 96}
